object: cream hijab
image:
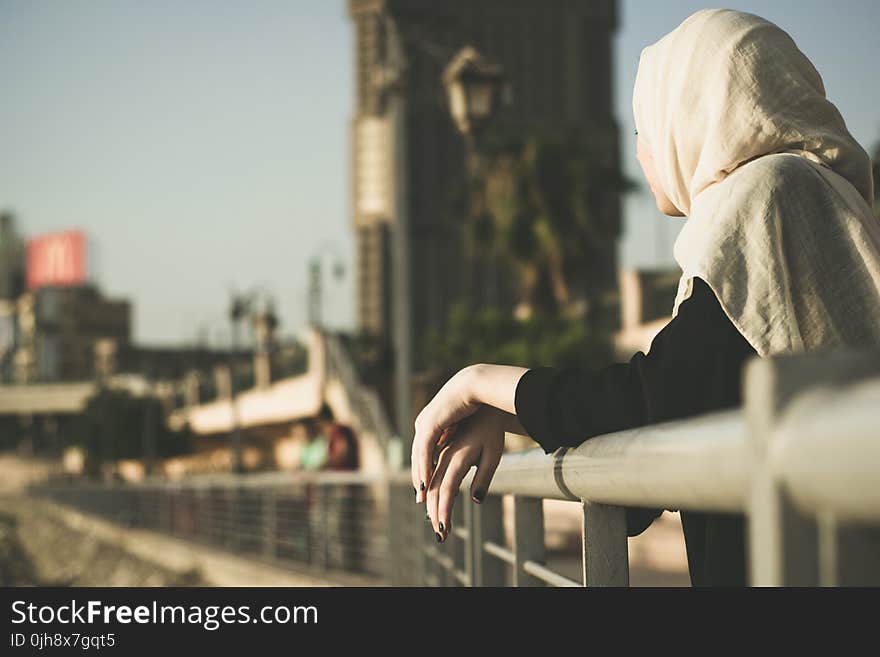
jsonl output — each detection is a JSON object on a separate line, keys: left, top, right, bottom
{"left": 633, "top": 8, "right": 880, "bottom": 357}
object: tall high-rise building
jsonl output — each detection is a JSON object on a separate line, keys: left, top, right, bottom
{"left": 0, "top": 212, "right": 25, "bottom": 302}
{"left": 349, "top": 0, "right": 621, "bottom": 431}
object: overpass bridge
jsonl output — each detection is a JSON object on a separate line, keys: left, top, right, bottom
{"left": 0, "top": 330, "right": 396, "bottom": 473}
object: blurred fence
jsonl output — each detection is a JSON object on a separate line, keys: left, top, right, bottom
{"left": 35, "top": 472, "right": 392, "bottom": 583}
{"left": 33, "top": 349, "right": 880, "bottom": 586}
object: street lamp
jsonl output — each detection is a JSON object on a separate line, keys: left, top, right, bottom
{"left": 228, "top": 286, "right": 277, "bottom": 473}
{"left": 377, "top": 40, "right": 506, "bottom": 460}
{"left": 442, "top": 46, "right": 505, "bottom": 145}
{"left": 443, "top": 46, "right": 506, "bottom": 315}
{"left": 307, "top": 244, "right": 346, "bottom": 329}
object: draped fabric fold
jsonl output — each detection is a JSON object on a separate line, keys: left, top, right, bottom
{"left": 633, "top": 9, "right": 880, "bottom": 357}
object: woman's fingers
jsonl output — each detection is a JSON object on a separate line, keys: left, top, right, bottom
{"left": 470, "top": 445, "right": 502, "bottom": 504}
{"left": 411, "top": 418, "right": 441, "bottom": 504}
{"left": 436, "top": 448, "right": 476, "bottom": 540}
{"left": 425, "top": 445, "right": 452, "bottom": 536}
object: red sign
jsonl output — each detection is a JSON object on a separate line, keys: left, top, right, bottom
{"left": 26, "top": 230, "right": 86, "bottom": 290}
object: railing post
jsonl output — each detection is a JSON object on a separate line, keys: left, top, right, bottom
{"left": 745, "top": 351, "right": 880, "bottom": 586}
{"left": 319, "top": 483, "right": 330, "bottom": 569}
{"left": 263, "top": 488, "right": 277, "bottom": 561}
{"left": 581, "top": 501, "right": 629, "bottom": 586}
{"left": 512, "top": 496, "right": 544, "bottom": 587}
{"left": 470, "top": 494, "right": 505, "bottom": 586}
{"left": 451, "top": 501, "right": 466, "bottom": 585}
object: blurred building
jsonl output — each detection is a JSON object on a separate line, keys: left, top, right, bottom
{"left": 349, "top": 1, "right": 622, "bottom": 435}
{"left": 0, "top": 213, "right": 26, "bottom": 301}
{"left": 13, "top": 284, "right": 131, "bottom": 383}
{"left": 350, "top": 0, "right": 620, "bottom": 351}
{"left": 613, "top": 268, "right": 681, "bottom": 358}
{"left": 0, "top": 213, "right": 26, "bottom": 382}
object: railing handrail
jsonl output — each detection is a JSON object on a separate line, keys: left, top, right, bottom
{"left": 323, "top": 333, "right": 395, "bottom": 444}
{"left": 385, "top": 409, "right": 748, "bottom": 512}
{"left": 771, "top": 377, "right": 880, "bottom": 524}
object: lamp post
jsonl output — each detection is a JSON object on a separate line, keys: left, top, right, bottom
{"left": 227, "top": 286, "right": 277, "bottom": 473}
{"left": 442, "top": 46, "right": 505, "bottom": 172}
{"left": 307, "top": 245, "right": 346, "bottom": 329}
{"left": 228, "top": 293, "right": 249, "bottom": 474}
{"left": 380, "top": 39, "right": 505, "bottom": 462}
{"left": 252, "top": 299, "right": 278, "bottom": 388}
{"left": 442, "top": 46, "right": 506, "bottom": 310}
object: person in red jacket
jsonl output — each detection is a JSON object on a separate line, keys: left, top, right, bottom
{"left": 315, "top": 403, "right": 359, "bottom": 471}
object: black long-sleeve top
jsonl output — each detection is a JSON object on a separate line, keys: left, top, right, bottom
{"left": 514, "top": 277, "right": 757, "bottom": 586}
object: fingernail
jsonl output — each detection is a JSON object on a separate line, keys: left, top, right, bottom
{"left": 438, "top": 521, "right": 445, "bottom": 533}
{"left": 472, "top": 490, "right": 485, "bottom": 504}
{"left": 419, "top": 481, "right": 426, "bottom": 491}
{"left": 435, "top": 532, "right": 443, "bottom": 543}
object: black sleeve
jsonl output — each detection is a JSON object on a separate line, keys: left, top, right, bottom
{"left": 514, "top": 278, "right": 757, "bottom": 454}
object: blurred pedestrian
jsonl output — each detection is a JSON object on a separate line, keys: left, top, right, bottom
{"left": 315, "top": 403, "right": 359, "bottom": 471}
{"left": 298, "top": 419, "right": 327, "bottom": 471}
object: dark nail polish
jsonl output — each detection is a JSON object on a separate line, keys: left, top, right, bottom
{"left": 473, "top": 490, "right": 485, "bottom": 503}
{"left": 435, "top": 532, "right": 442, "bottom": 543}
{"left": 419, "top": 481, "right": 426, "bottom": 492}
{"left": 438, "top": 522, "right": 445, "bottom": 533}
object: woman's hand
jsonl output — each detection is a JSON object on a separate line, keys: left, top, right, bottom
{"left": 411, "top": 366, "right": 482, "bottom": 502}
{"left": 426, "top": 405, "right": 506, "bottom": 541}
{"left": 411, "top": 364, "right": 529, "bottom": 504}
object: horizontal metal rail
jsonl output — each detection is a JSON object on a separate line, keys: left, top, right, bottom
{"left": 483, "top": 541, "right": 515, "bottom": 564}
{"left": 465, "top": 409, "right": 748, "bottom": 512}
{"left": 522, "top": 561, "right": 581, "bottom": 587}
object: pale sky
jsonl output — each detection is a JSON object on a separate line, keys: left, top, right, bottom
{"left": 1, "top": 1, "right": 878, "bottom": 345}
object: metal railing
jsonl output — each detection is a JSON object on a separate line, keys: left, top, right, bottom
{"left": 35, "top": 471, "right": 391, "bottom": 584}
{"left": 33, "top": 349, "right": 880, "bottom": 586}
{"left": 324, "top": 333, "right": 395, "bottom": 449}
{"left": 393, "top": 349, "right": 880, "bottom": 586}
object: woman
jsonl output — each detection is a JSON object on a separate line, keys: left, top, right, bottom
{"left": 410, "top": 9, "right": 880, "bottom": 586}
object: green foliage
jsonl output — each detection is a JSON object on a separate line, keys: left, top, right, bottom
{"left": 459, "top": 126, "right": 636, "bottom": 315}
{"left": 424, "top": 302, "right": 612, "bottom": 375}
{"left": 70, "top": 387, "right": 192, "bottom": 463}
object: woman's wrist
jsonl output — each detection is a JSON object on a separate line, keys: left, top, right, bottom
{"left": 462, "top": 363, "right": 529, "bottom": 416}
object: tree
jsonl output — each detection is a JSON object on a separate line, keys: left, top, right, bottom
{"left": 461, "top": 127, "right": 636, "bottom": 319}
{"left": 70, "top": 387, "right": 192, "bottom": 468}
{"left": 425, "top": 301, "right": 612, "bottom": 379}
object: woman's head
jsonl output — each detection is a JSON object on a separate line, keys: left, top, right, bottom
{"left": 633, "top": 9, "right": 873, "bottom": 217}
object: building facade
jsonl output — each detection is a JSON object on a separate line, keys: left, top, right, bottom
{"left": 0, "top": 213, "right": 26, "bottom": 382}
{"left": 13, "top": 284, "right": 131, "bottom": 383}
{"left": 349, "top": 0, "right": 622, "bottom": 430}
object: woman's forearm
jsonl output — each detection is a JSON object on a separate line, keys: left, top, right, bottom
{"left": 465, "top": 364, "right": 530, "bottom": 417}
